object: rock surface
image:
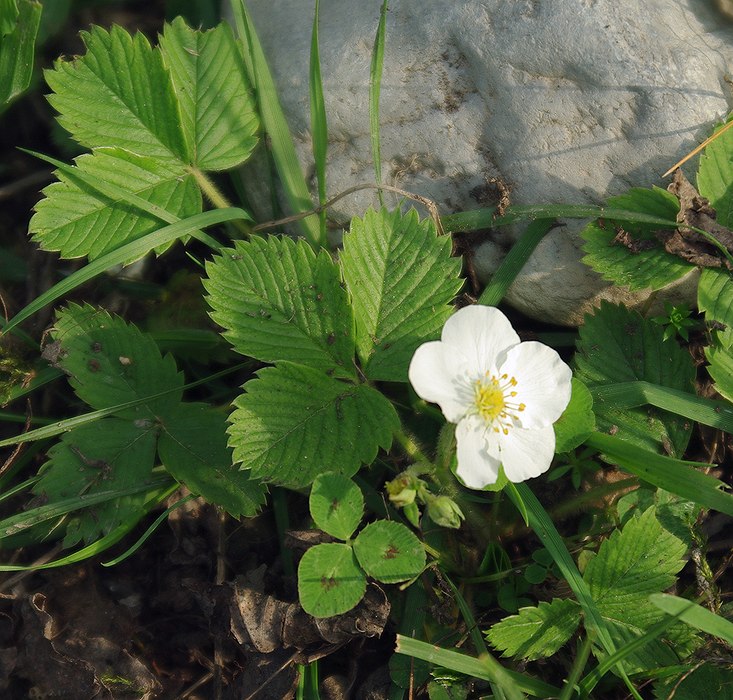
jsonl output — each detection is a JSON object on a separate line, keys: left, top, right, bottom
{"left": 238, "top": 0, "right": 733, "bottom": 325}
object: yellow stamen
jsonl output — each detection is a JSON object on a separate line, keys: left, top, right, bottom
{"left": 472, "top": 372, "right": 526, "bottom": 434}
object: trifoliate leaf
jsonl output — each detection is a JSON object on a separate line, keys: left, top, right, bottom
{"left": 0, "top": 0, "right": 41, "bottom": 106}
{"left": 159, "top": 18, "right": 259, "bottom": 171}
{"left": 574, "top": 302, "right": 695, "bottom": 456}
{"left": 33, "top": 418, "right": 159, "bottom": 546}
{"left": 698, "top": 268, "right": 733, "bottom": 327}
{"left": 298, "top": 542, "right": 367, "bottom": 618}
{"left": 30, "top": 148, "right": 201, "bottom": 260}
{"left": 697, "top": 118, "right": 733, "bottom": 228}
{"left": 486, "top": 598, "right": 580, "bottom": 661}
{"left": 204, "top": 237, "right": 355, "bottom": 378}
{"left": 50, "top": 303, "right": 183, "bottom": 418}
{"left": 228, "top": 363, "right": 398, "bottom": 488}
{"left": 309, "top": 473, "right": 364, "bottom": 540}
{"left": 581, "top": 187, "right": 693, "bottom": 291}
{"left": 341, "top": 208, "right": 463, "bottom": 382}
{"left": 352, "top": 520, "right": 426, "bottom": 584}
{"left": 158, "top": 403, "right": 267, "bottom": 518}
{"left": 45, "top": 25, "right": 187, "bottom": 164}
{"left": 553, "top": 378, "right": 595, "bottom": 453}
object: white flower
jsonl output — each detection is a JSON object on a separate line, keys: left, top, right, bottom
{"left": 408, "top": 305, "right": 572, "bottom": 489}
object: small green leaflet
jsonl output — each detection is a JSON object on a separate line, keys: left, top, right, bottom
{"left": 35, "top": 304, "right": 265, "bottom": 545}
{"left": 698, "top": 268, "right": 733, "bottom": 327}
{"left": 228, "top": 362, "right": 398, "bottom": 488}
{"left": 32, "top": 19, "right": 259, "bottom": 261}
{"left": 581, "top": 187, "right": 693, "bottom": 291}
{"left": 487, "top": 598, "right": 581, "bottom": 661}
{"left": 159, "top": 18, "right": 259, "bottom": 172}
{"left": 298, "top": 543, "right": 366, "bottom": 618}
{"left": 352, "top": 520, "right": 426, "bottom": 584}
{"left": 697, "top": 117, "right": 733, "bottom": 228}
{"left": 487, "top": 508, "right": 693, "bottom": 670}
{"left": 574, "top": 302, "right": 695, "bottom": 456}
{"left": 309, "top": 473, "right": 364, "bottom": 540}
{"left": 204, "top": 236, "right": 355, "bottom": 378}
{"left": 341, "top": 208, "right": 463, "bottom": 382}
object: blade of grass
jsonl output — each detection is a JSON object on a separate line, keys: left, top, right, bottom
{"left": 230, "top": 0, "right": 324, "bottom": 249}
{"left": 478, "top": 218, "right": 554, "bottom": 306}
{"left": 0, "top": 482, "right": 177, "bottom": 572}
{"left": 0, "top": 475, "right": 173, "bottom": 539}
{"left": 650, "top": 593, "right": 733, "bottom": 645}
{"left": 441, "top": 572, "right": 524, "bottom": 700}
{"left": 309, "top": 0, "right": 328, "bottom": 243}
{"left": 585, "top": 431, "right": 733, "bottom": 517}
{"left": 0, "top": 362, "right": 249, "bottom": 449}
{"left": 578, "top": 611, "right": 684, "bottom": 696}
{"left": 509, "top": 482, "right": 642, "bottom": 700}
{"left": 369, "top": 0, "right": 388, "bottom": 203}
{"left": 3, "top": 366, "right": 63, "bottom": 404}
{"left": 2, "top": 207, "right": 250, "bottom": 335}
{"left": 441, "top": 204, "right": 680, "bottom": 232}
{"left": 591, "top": 381, "right": 733, "bottom": 434}
{"left": 395, "top": 635, "right": 561, "bottom": 697}
{"left": 102, "top": 493, "right": 196, "bottom": 566}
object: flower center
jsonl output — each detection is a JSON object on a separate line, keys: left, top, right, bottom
{"left": 472, "top": 372, "right": 526, "bottom": 434}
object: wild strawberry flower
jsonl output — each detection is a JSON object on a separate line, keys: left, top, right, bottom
{"left": 408, "top": 305, "right": 572, "bottom": 489}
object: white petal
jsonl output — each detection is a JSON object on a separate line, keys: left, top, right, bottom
{"left": 408, "top": 341, "right": 472, "bottom": 423}
{"left": 500, "top": 425, "right": 556, "bottom": 482}
{"left": 455, "top": 417, "right": 502, "bottom": 488}
{"left": 441, "top": 306, "right": 520, "bottom": 378}
{"left": 500, "top": 341, "right": 572, "bottom": 429}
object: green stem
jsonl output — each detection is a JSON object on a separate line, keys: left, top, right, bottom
{"left": 393, "top": 428, "right": 433, "bottom": 466}
{"left": 190, "top": 167, "right": 253, "bottom": 237}
{"left": 559, "top": 632, "right": 595, "bottom": 700}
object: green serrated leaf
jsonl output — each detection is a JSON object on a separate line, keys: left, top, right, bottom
{"left": 581, "top": 187, "right": 693, "bottom": 291}
{"left": 486, "top": 598, "right": 581, "bottom": 661}
{"left": 0, "top": 0, "right": 40, "bottom": 107}
{"left": 30, "top": 148, "right": 201, "bottom": 260}
{"left": 698, "top": 268, "right": 733, "bottom": 327}
{"left": 353, "top": 519, "right": 426, "bottom": 584}
{"left": 228, "top": 363, "right": 398, "bottom": 488}
{"left": 298, "top": 542, "right": 366, "bottom": 618}
{"left": 341, "top": 208, "right": 463, "bottom": 382}
{"left": 309, "top": 472, "right": 364, "bottom": 540}
{"left": 574, "top": 302, "right": 695, "bottom": 456}
{"left": 706, "top": 327, "right": 733, "bottom": 402}
{"left": 51, "top": 303, "right": 183, "bottom": 417}
{"left": 45, "top": 25, "right": 188, "bottom": 164}
{"left": 158, "top": 403, "right": 267, "bottom": 518}
{"left": 585, "top": 507, "right": 692, "bottom": 671}
{"left": 697, "top": 118, "right": 733, "bottom": 228}
{"left": 205, "top": 237, "right": 355, "bottom": 377}
{"left": 554, "top": 377, "right": 595, "bottom": 453}
{"left": 33, "top": 418, "right": 159, "bottom": 546}
{"left": 159, "top": 17, "right": 259, "bottom": 171}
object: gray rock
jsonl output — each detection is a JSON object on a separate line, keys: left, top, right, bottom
{"left": 236, "top": 0, "right": 733, "bottom": 325}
